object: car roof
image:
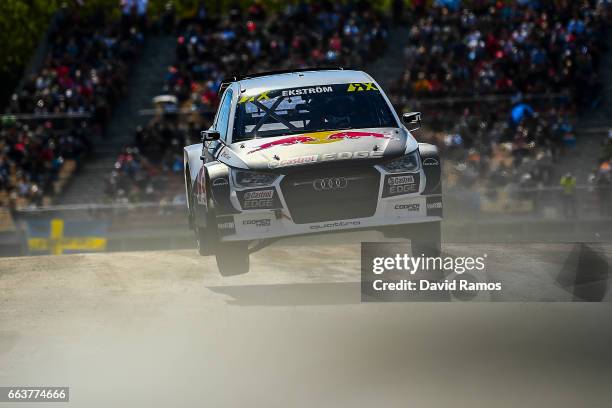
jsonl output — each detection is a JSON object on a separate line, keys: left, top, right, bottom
{"left": 236, "top": 69, "right": 374, "bottom": 96}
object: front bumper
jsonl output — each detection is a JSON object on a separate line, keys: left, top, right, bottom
{"left": 218, "top": 193, "right": 442, "bottom": 241}
{"left": 213, "top": 162, "right": 442, "bottom": 242}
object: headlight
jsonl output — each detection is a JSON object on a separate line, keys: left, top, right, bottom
{"left": 232, "top": 169, "right": 280, "bottom": 188}
{"left": 381, "top": 150, "right": 420, "bottom": 173}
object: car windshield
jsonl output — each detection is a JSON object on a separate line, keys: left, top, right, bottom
{"left": 232, "top": 83, "right": 397, "bottom": 141}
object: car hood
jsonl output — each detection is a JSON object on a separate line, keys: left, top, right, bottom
{"left": 221, "top": 127, "right": 417, "bottom": 171}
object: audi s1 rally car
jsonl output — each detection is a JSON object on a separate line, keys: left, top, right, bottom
{"left": 184, "top": 68, "right": 442, "bottom": 275}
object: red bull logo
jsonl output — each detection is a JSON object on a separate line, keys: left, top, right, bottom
{"left": 247, "top": 131, "right": 390, "bottom": 154}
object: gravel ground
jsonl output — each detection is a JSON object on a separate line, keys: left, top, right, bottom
{"left": 0, "top": 243, "right": 611, "bottom": 407}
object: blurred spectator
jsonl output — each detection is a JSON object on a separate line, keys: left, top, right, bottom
{"left": 1, "top": 5, "right": 146, "bottom": 208}
{"left": 110, "top": 1, "right": 390, "bottom": 203}
{"left": 595, "top": 163, "right": 611, "bottom": 216}
{"left": 105, "top": 115, "right": 199, "bottom": 203}
{"left": 560, "top": 171, "right": 577, "bottom": 218}
{"left": 9, "top": 7, "right": 144, "bottom": 130}
{"left": 394, "top": 0, "right": 610, "bottom": 191}
{"left": 166, "top": 1, "right": 388, "bottom": 111}
{"left": 121, "top": 0, "right": 149, "bottom": 33}
{"left": 0, "top": 116, "right": 91, "bottom": 208}
{"left": 395, "top": 1, "right": 608, "bottom": 107}
{"left": 595, "top": 131, "right": 612, "bottom": 215}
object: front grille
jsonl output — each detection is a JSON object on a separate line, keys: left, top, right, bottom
{"left": 280, "top": 166, "right": 380, "bottom": 224}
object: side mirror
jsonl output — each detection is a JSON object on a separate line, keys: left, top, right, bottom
{"left": 402, "top": 112, "right": 421, "bottom": 131}
{"left": 201, "top": 130, "right": 220, "bottom": 142}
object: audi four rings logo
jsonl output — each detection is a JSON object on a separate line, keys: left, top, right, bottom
{"left": 312, "top": 177, "right": 348, "bottom": 191}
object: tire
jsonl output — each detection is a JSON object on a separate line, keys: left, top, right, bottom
{"left": 215, "top": 241, "right": 250, "bottom": 276}
{"left": 196, "top": 224, "right": 217, "bottom": 256}
{"left": 411, "top": 221, "right": 441, "bottom": 257}
{"left": 185, "top": 165, "right": 196, "bottom": 230}
{"left": 189, "top": 170, "right": 250, "bottom": 274}
{"left": 191, "top": 172, "right": 218, "bottom": 256}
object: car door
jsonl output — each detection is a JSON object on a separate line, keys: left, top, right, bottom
{"left": 203, "top": 88, "right": 233, "bottom": 163}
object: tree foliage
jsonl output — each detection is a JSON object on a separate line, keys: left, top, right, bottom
{"left": 0, "top": 1, "right": 59, "bottom": 85}
{"left": 0, "top": 0, "right": 126, "bottom": 107}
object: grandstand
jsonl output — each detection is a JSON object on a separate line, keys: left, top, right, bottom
{"left": 389, "top": 1, "right": 611, "bottom": 193}
{"left": 103, "top": 1, "right": 391, "bottom": 205}
{"left": 0, "top": 1, "right": 611, "bottom": 228}
{"left": 0, "top": 4, "right": 145, "bottom": 209}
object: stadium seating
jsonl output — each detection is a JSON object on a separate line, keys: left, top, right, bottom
{"left": 390, "top": 0, "right": 610, "bottom": 190}
{"left": 107, "top": 2, "right": 390, "bottom": 203}
{"left": 3, "top": 2, "right": 611, "bottom": 209}
{"left": 0, "top": 6, "right": 144, "bottom": 209}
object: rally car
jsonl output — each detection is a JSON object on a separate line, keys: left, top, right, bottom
{"left": 184, "top": 68, "right": 442, "bottom": 275}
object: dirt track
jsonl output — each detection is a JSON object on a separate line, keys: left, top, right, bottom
{"left": 1, "top": 243, "right": 611, "bottom": 407}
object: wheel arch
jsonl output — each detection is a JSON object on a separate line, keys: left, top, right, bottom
{"left": 418, "top": 143, "right": 442, "bottom": 196}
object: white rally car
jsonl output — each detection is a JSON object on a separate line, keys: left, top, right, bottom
{"left": 184, "top": 69, "right": 442, "bottom": 275}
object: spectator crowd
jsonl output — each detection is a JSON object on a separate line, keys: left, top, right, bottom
{"left": 389, "top": 0, "right": 610, "bottom": 195}
{"left": 590, "top": 131, "right": 612, "bottom": 215}
{"left": 2, "top": 0, "right": 610, "bottom": 216}
{"left": 1, "top": 5, "right": 145, "bottom": 209}
{"left": 108, "top": 0, "right": 390, "bottom": 202}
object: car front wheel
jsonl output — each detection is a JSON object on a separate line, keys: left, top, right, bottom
{"left": 195, "top": 224, "right": 217, "bottom": 256}
{"left": 215, "top": 241, "right": 250, "bottom": 276}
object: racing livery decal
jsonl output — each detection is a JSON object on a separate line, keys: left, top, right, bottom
{"left": 426, "top": 196, "right": 443, "bottom": 217}
{"left": 281, "top": 86, "right": 333, "bottom": 96}
{"left": 196, "top": 167, "right": 207, "bottom": 205}
{"left": 267, "top": 151, "right": 384, "bottom": 168}
{"left": 309, "top": 220, "right": 361, "bottom": 231}
{"left": 248, "top": 131, "right": 391, "bottom": 154}
{"left": 242, "top": 218, "right": 272, "bottom": 227}
{"left": 236, "top": 188, "right": 282, "bottom": 210}
{"left": 216, "top": 216, "right": 236, "bottom": 237}
{"left": 238, "top": 91, "right": 270, "bottom": 104}
{"left": 394, "top": 203, "right": 420, "bottom": 211}
{"left": 382, "top": 173, "right": 420, "bottom": 197}
{"left": 347, "top": 82, "right": 378, "bottom": 92}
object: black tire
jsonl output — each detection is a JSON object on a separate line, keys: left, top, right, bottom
{"left": 411, "top": 221, "right": 441, "bottom": 257}
{"left": 196, "top": 224, "right": 217, "bottom": 256}
{"left": 188, "top": 169, "right": 250, "bottom": 274}
{"left": 190, "top": 171, "right": 218, "bottom": 256}
{"left": 215, "top": 241, "right": 250, "bottom": 276}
